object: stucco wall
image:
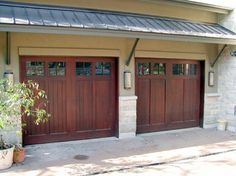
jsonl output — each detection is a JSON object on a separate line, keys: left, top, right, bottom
{"left": 0, "top": 32, "right": 5, "bottom": 78}
{"left": 4, "top": 0, "right": 217, "bottom": 23}
{"left": 5, "top": 32, "right": 217, "bottom": 95}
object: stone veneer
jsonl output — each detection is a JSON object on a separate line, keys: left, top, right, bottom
{"left": 203, "top": 94, "right": 221, "bottom": 129}
{"left": 119, "top": 96, "right": 137, "bottom": 138}
{"left": 217, "top": 46, "right": 236, "bottom": 131}
{"left": 204, "top": 46, "right": 236, "bottom": 132}
{"left": 208, "top": 7, "right": 236, "bottom": 132}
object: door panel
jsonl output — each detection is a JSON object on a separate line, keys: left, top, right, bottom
{"left": 94, "top": 80, "right": 112, "bottom": 130}
{"left": 166, "top": 79, "right": 184, "bottom": 124}
{"left": 184, "top": 79, "right": 200, "bottom": 122}
{"left": 136, "top": 58, "right": 201, "bottom": 133}
{"left": 150, "top": 79, "right": 166, "bottom": 125}
{"left": 48, "top": 79, "right": 67, "bottom": 134}
{"left": 25, "top": 79, "right": 48, "bottom": 136}
{"left": 75, "top": 80, "right": 93, "bottom": 131}
{"left": 137, "top": 79, "right": 150, "bottom": 126}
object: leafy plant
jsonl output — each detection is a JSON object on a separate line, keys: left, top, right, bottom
{"left": 0, "top": 79, "right": 50, "bottom": 149}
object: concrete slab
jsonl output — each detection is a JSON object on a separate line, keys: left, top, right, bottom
{"left": 1, "top": 128, "right": 236, "bottom": 176}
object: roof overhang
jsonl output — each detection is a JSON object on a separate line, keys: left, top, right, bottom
{"left": 1, "top": 24, "right": 236, "bottom": 45}
{"left": 0, "top": 1, "right": 236, "bottom": 45}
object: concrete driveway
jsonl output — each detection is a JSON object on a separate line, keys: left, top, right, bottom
{"left": 1, "top": 128, "right": 236, "bottom": 176}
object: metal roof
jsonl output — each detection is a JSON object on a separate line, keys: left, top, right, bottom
{"left": 0, "top": 1, "right": 236, "bottom": 43}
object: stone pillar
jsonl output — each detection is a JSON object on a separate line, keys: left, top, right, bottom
{"left": 119, "top": 96, "right": 137, "bottom": 138}
{"left": 203, "top": 94, "right": 221, "bottom": 128}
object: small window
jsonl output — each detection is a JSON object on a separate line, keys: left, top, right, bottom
{"left": 138, "top": 63, "right": 150, "bottom": 76}
{"left": 173, "top": 64, "right": 197, "bottom": 76}
{"left": 48, "top": 62, "right": 66, "bottom": 76}
{"left": 76, "top": 62, "right": 91, "bottom": 76}
{"left": 173, "top": 64, "right": 184, "bottom": 75}
{"left": 26, "top": 61, "right": 45, "bottom": 76}
{"left": 96, "top": 62, "right": 111, "bottom": 75}
{"left": 188, "top": 64, "right": 197, "bottom": 75}
{"left": 153, "top": 63, "right": 165, "bottom": 75}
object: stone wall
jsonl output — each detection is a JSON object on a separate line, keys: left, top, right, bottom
{"left": 203, "top": 94, "right": 221, "bottom": 128}
{"left": 119, "top": 96, "right": 137, "bottom": 138}
{"left": 204, "top": 46, "right": 236, "bottom": 132}
{"left": 217, "top": 46, "right": 236, "bottom": 131}
{"left": 216, "top": 7, "right": 236, "bottom": 131}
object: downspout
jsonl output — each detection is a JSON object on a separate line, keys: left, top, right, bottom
{"left": 6, "top": 32, "right": 11, "bottom": 65}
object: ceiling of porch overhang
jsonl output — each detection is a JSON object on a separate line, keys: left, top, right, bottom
{"left": 0, "top": 1, "right": 236, "bottom": 44}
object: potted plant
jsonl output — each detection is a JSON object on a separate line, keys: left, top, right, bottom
{"left": 0, "top": 135, "right": 14, "bottom": 170}
{"left": 13, "top": 145, "right": 25, "bottom": 163}
{"left": 0, "top": 79, "right": 50, "bottom": 169}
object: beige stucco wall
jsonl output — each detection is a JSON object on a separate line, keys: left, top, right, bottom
{"left": 0, "top": 32, "right": 6, "bottom": 78}
{"left": 1, "top": 32, "right": 218, "bottom": 96}
{"left": 4, "top": 0, "right": 217, "bottom": 23}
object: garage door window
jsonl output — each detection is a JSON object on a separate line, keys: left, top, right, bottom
{"left": 76, "top": 62, "right": 91, "bottom": 76}
{"left": 173, "top": 64, "right": 197, "bottom": 76}
{"left": 173, "top": 64, "right": 184, "bottom": 75}
{"left": 153, "top": 63, "right": 165, "bottom": 75}
{"left": 48, "top": 62, "right": 66, "bottom": 76}
{"left": 185, "top": 64, "right": 197, "bottom": 75}
{"left": 96, "top": 62, "right": 111, "bottom": 75}
{"left": 26, "top": 61, "right": 45, "bottom": 76}
{"left": 138, "top": 63, "right": 150, "bottom": 76}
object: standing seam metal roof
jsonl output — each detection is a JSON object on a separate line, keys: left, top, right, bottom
{"left": 0, "top": 1, "right": 236, "bottom": 39}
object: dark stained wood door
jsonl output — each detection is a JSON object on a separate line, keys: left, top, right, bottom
{"left": 136, "top": 58, "right": 200, "bottom": 133}
{"left": 21, "top": 56, "right": 117, "bottom": 145}
{"left": 71, "top": 58, "right": 117, "bottom": 139}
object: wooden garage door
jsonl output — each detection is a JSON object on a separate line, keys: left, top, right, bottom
{"left": 21, "top": 56, "right": 117, "bottom": 144}
{"left": 136, "top": 58, "right": 200, "bottom": 133}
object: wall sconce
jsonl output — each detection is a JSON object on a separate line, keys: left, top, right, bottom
{"left": 208, "top": 71, "right": 214, "bottom": 87}
{"left": 230, "top": 50, "right": 236, "bottom": 57}
{"left": 4, "top": 70, "right": 14, "bottom": 88}
{"left": 124, "top": 71, "right": 132, "bottom": 89}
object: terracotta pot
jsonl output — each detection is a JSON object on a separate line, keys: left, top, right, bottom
{"left": 0, "top": 146, "right": 14, "bottom": 170}
{"left": 13, "top": 147, "right": 25, "bottom": 163}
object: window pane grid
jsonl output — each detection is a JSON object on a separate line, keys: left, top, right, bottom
{"left": 48, "top": 62, "right": 66, "bottom": 76}
{"left": 96, "top": 62, "right": 111, "bottom": 75}
{"left": 152, "top": 63, "right": 165, "bottom": 75}
{"left": 138, "top": 63, "right": 150, "bottom": 76}
{"left": 173, "top": 63, "right": 197, "bottom": 76}
{"left": 76, "top": 62, "right": 91, "bottom": 76}
{"left": 26, "top": 61, "right": 45, "bottom": 76}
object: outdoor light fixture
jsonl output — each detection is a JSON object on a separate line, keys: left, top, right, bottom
{"left": 4, "top": 70, "right": 14, "bottom": 86}
{"left": 230, "top": 50, "right": 236, "bottom": 57}
{"left": 124, "top": 71, "right": 132, "bottom": 89}
{"left": 208, "top": 71, "right": 214, "bottom": 87}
